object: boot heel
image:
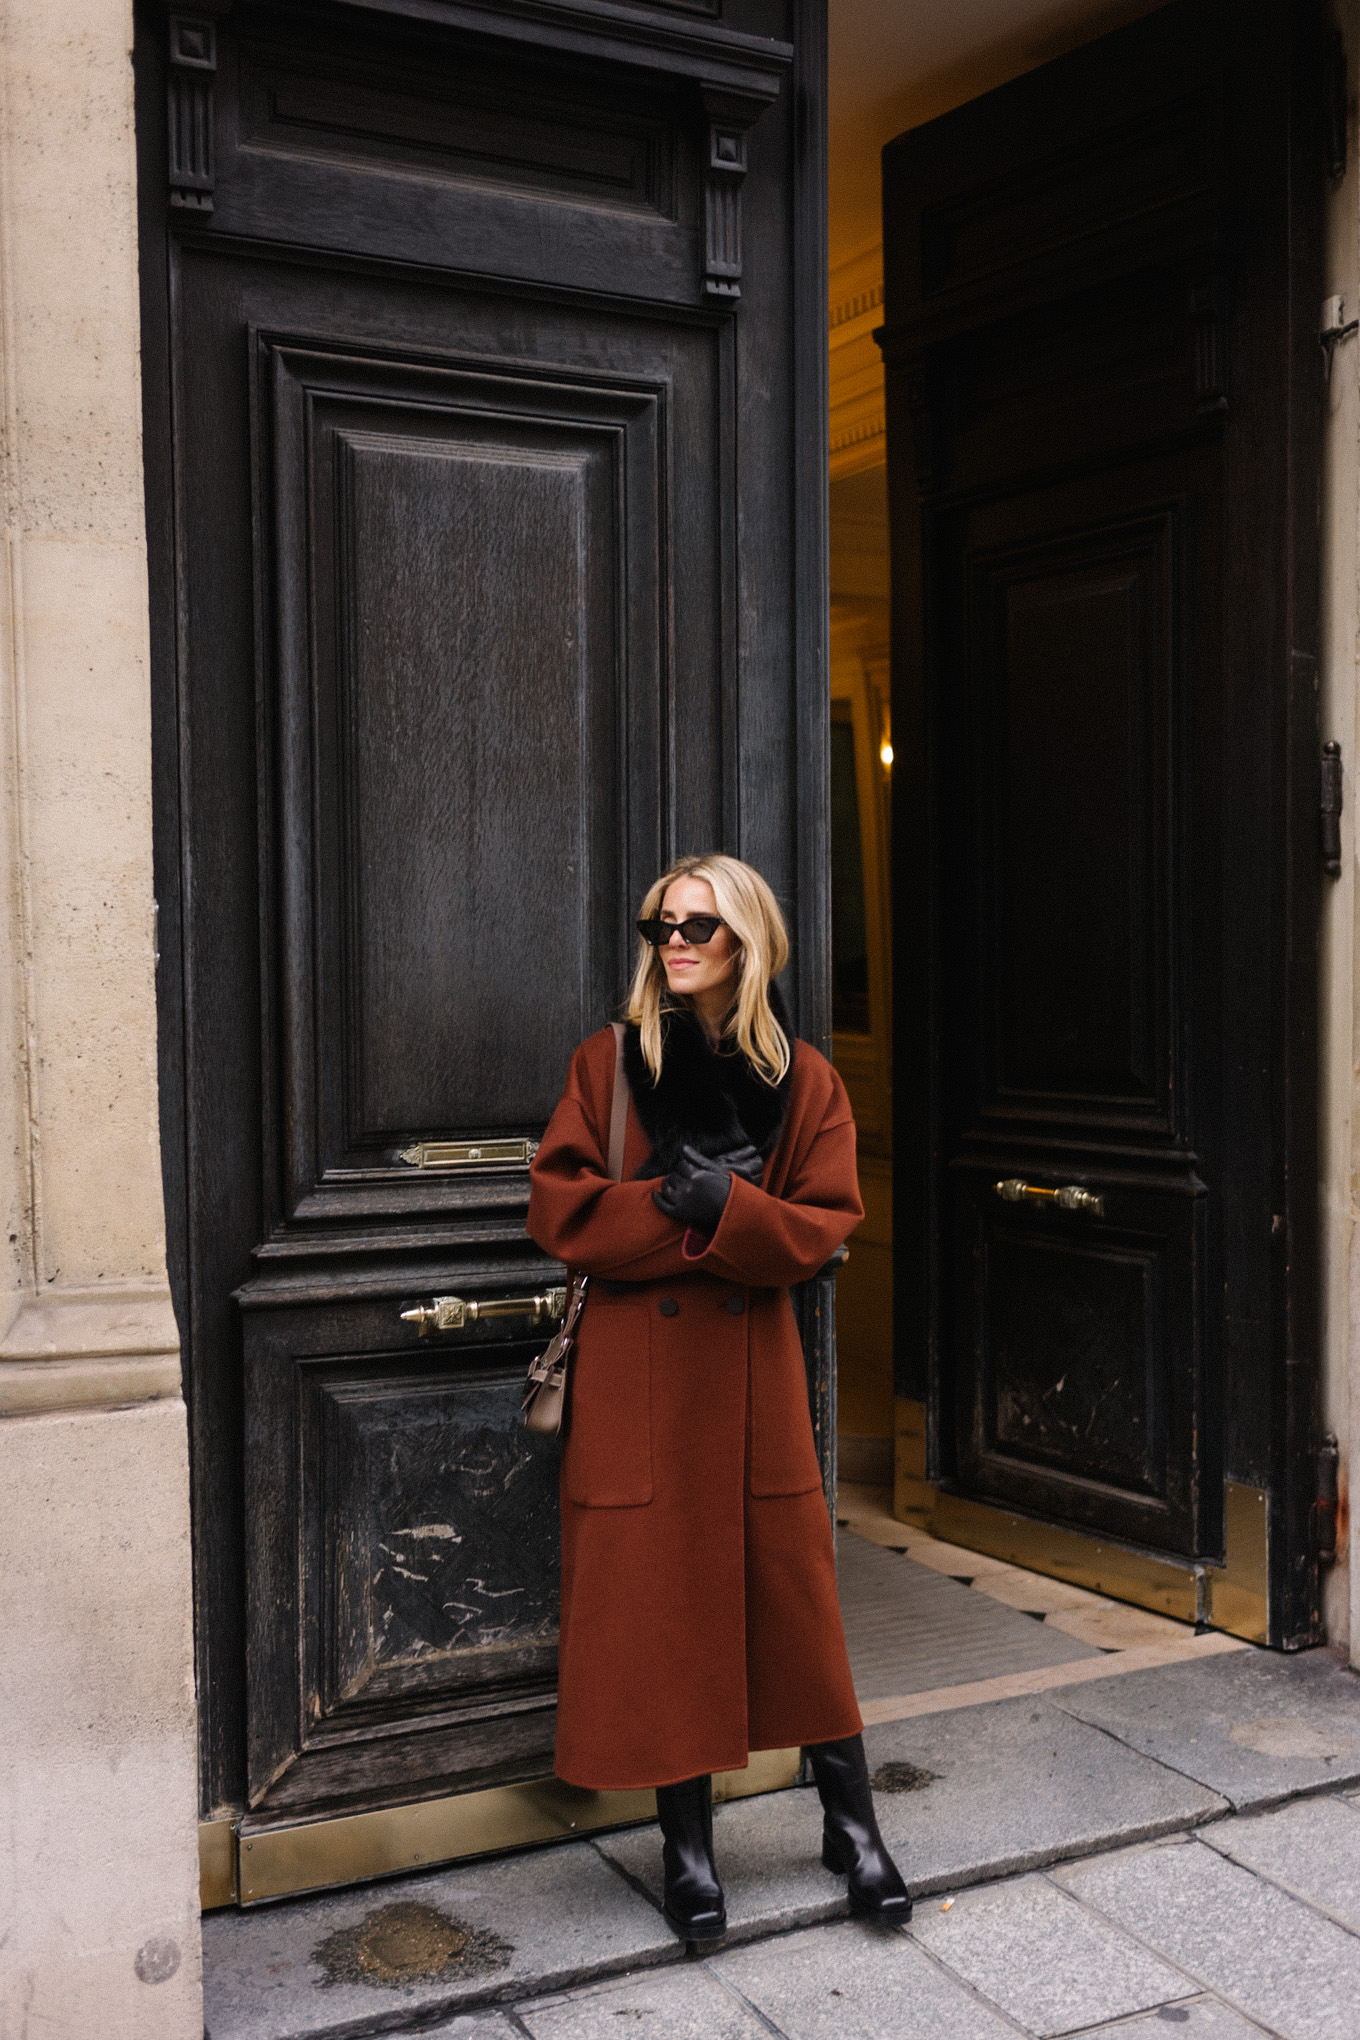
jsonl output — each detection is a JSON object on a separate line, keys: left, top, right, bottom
{"left": 808, "top": 1736, "right": 912, "bottom": 1923}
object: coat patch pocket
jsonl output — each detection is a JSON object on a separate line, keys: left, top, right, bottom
{"left": 564, "top": 1300, "right": 652, "bottom": 1508}
{"left": 748, "top": 1299, "right": 824, "bottom": 1498}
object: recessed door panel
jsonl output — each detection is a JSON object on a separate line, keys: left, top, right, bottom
{"left": 341, "top": 424, "right": 602, "bottom": 1135}
{"left": 953, "top": 488, "right": 1188, "bottom": 1152}
{"left": 321, "top": 1367, "right": 559, "bottom": 1712}
{"left": 980, "top": 518, "right": 1172, "bottom": 1115}
{"left": 214, "top": 17, "right": 701, "bottom": 301}
{"left": 238, "top": 35, "right": 683, "bottom": 219}
{"left": 262, "top": 338, "right": 678, "bottom": 1220}
{"left": 247, "top": 1301, "right": 563, "bottom": 1813}
{"left": 988, "top": 1236, "right": 1159, "bottom": 1494}
{"left": 952, "top": 1165, "right": 1204, "bottom": 1551}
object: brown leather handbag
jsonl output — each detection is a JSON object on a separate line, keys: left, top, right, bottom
{"left": 522, "top": 1022, "right": 629, "bottom": 1436}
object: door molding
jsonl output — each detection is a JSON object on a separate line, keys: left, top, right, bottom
{"left": 328, "top": 0, "right": 793, "bottom": 100}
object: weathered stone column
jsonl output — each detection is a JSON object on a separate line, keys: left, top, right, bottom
{"left": 1319, "top": 0, "right": 1360, "bottom": 1666}
{"left": 0, "top": 3, "right": 202, "bottom": 2034}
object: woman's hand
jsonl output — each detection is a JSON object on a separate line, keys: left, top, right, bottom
{"left": 719, "top": 1143, "right": 765, "bottom": 1187}
{"left": 653, "top": 1143, "right": 764, "bottom": 1233}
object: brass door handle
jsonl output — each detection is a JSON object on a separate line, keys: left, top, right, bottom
{"left": 996, "top": 1178, "right": 1105, "bottom": 1219}
{"left": 400, "top": 1289, "right": 568, "bottom": 1336}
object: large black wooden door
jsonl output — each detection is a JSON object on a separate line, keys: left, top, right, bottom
{"left": 883, "top": 0, "right": 1322, "bottom": 1641}
{"left": 137, "top": 0, "right": 829, "bottom": 1848}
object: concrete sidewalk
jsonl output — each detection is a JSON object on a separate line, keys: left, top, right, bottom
{"left": 203, "top": 1645, "right": 1360, "bottom": 2040}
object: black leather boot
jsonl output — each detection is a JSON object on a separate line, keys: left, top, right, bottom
{"left": 807, "top": 1734, "right": 912, "bottom": 1924}
{"left": 655, "top": 1775, "right": 727, "bottom": 1944}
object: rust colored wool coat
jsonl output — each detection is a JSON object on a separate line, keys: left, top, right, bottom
{"left": 526, "top": 1019, "right": 865, "bottom": 1790}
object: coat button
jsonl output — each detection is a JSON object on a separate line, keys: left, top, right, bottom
{"left": 659, "top": 1297, "right": 679, "bottom": 1317}
{"left": 724, "top": 1295, "right": 745, "bottom": 1315}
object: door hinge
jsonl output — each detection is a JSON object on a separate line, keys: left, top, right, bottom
{"left": 1321, "top": 740, "right": 1343, "bottom": 878}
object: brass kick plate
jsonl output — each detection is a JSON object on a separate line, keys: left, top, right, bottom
{"left": 924, "top": 1484, "right": 1269, "bottom": 1643}
{"left": 202, "top": 1747, "right": 801, "bottom": 1909}
{"left": 890, "top": 1399, "right": 1269, "bottom": 1645}
{"left": 199, "top": 1816, "right": 238, "bottom": 1909}
{"left": 929, "top": 1492, "right": 1200, "bottom": 1623}
{"left": 399, "top": 1139, "right": 539, "bottom": 1169}
{"left": 1212, "top": 1483, "right": 1270, "bottom": 1644}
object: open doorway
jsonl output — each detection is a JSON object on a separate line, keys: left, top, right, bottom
{"left": 827, "top": 0, "right": 1326, "bottom": 1654}
{"left": 828, "top": 460, "right": 894, "bottom": 1492}
{"left": 826, "top": 0, "right": 1175, "bottom": 1538}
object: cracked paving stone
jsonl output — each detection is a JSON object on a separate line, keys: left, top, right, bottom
{"left": 1194, "top": 1795, "right": 1360, "bottom": 1931}
{"left": 518, "top": 1964, "right": 770, "bottom": 2038}
{"left": 1081, "top": 2004, "right": 1269, "bottom": 2037}
{"left": 1057, "top": 1650, "right": 1360, "bottom": 1812}
{"left": 909, "top": 1871, "right": 1190, "bottom": 2036}
{"left": 714, "top": 1916, "right": 1020, "bottom": 2038}
{"left": 1057, "top": 1834, "right": 1360, "bottom": 2040}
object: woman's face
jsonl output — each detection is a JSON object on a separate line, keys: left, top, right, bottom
{"left": 656, "top": 875, "right": 739, "bottom": 1008}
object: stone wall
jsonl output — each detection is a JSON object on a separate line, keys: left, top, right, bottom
{"left": 1319, "top": 0, "right": 1360, "bottom": 1661}
{"left": 0, "top": 1, "right": 202, "bottom": 2033}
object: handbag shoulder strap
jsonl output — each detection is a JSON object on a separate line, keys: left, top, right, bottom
{"left": 606, "top": 1020, "right": 628, "bottom": 1183}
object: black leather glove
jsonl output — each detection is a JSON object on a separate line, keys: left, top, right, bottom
{"left": 653, "top": 1143, "right": 763, "bottom": 1233}
{"left": 719, "top": 1143, "right": 765, "bottom": 1187}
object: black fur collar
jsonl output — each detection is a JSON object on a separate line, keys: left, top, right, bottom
{"left": 621, "top": 982, "right": 794, "bottom": 1179}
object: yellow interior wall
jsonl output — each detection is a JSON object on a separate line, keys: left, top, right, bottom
{"left": 827, "top": 286, "right": 894, "bottom": 1450}
{"left": 836, "top": 1156, "right": 894, "bottom": 1437}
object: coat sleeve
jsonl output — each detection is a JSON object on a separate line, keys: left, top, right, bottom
{"left": 526, "top": 1033, "right": 693, "bottom": 1281}
{"left": 688, "top": 1062, "right": 864, "bottom": 1289}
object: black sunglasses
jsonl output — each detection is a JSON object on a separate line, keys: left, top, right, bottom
{"left": 637, "top": 915, "right": 725, "bottom": 947}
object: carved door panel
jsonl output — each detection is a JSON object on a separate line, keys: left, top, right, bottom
{"left": 138, "top": 0, "right": 829, "bottom": 1838}
{"left": 883, "top": 0, "right": 1322, "bottom": 1635}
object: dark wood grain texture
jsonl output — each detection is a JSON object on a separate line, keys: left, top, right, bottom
{"left": 137, "top": 0, "right": 830, "bottom": 1827}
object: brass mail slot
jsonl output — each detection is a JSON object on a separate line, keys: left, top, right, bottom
{"left": 399, "top": 1138, "right": 540, "bottom": 1170}
{"left": 401, "top": 1289, "right": 568, "bottom": 1335}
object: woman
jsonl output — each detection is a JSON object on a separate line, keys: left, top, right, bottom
{"left": 527, "top": 854, "right": 910, "bottom": 1944}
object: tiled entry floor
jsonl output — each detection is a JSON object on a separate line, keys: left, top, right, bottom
{"left": 835, "top": 1483, "right": 1247, "bottom": 1723}
{"left": 836, "top": 1522, "right": 1103, "bottom": 1698}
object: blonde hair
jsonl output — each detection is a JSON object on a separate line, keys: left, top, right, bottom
{"left": 625, "top": 854, "right": 791, "bottom": 1086}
